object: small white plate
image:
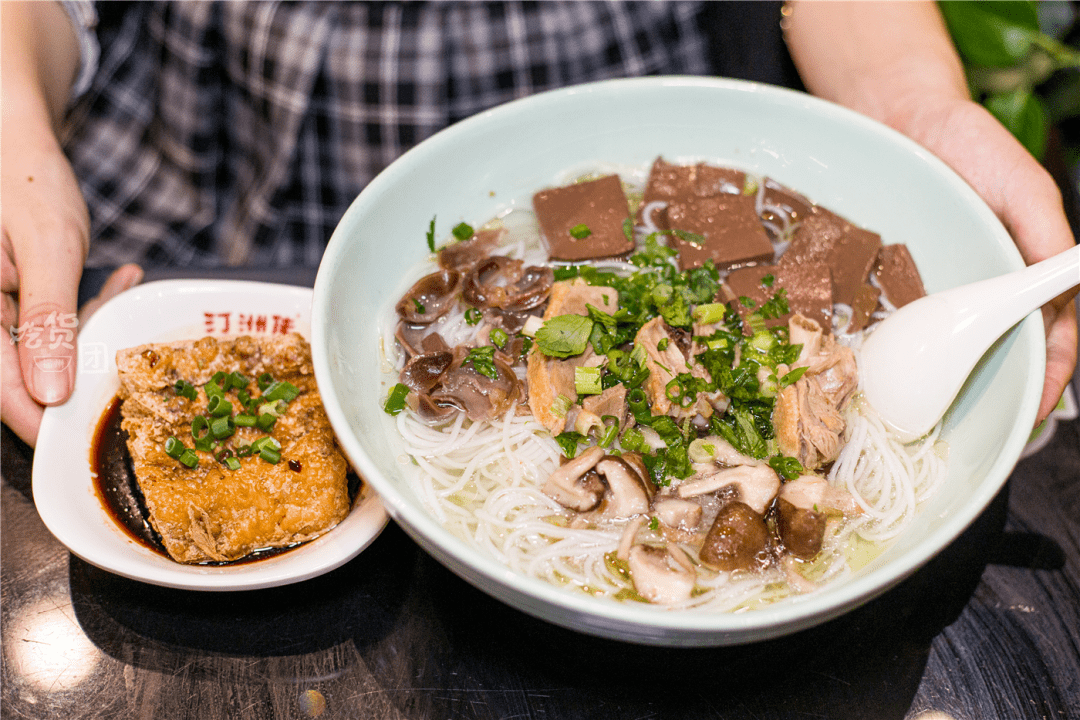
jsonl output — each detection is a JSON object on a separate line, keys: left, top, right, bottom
{"left": 33, "top": 279, "right": 388, "bottom": 591}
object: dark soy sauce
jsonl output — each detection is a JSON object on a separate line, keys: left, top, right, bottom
{"left": 91, "top": 396, "right": 360, "bottom": 566}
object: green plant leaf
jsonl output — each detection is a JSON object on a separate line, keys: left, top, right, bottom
{"left": 985, "top": 88, "right": 1048, "bottom": 160}
{"left": 939, "top": 1, "right": 1040, "bottom": 68}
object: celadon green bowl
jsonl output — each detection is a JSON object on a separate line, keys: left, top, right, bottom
{"left": 311, "top": 77, "right": 1043, "bottom": 647}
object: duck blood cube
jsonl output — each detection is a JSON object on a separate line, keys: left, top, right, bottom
{"left": 533, "top": 175, "right": 635, "bottom": 261}
{"left": 780, "top": 207, "right": 883, "bottom": 307}
{"left": 873, "top": 244, "right": 927, "bottom": 309}
{"left": 640, "top": 157, "right": 774, "bottom": 272}
{"left": 638, "top": 157, "right": 746, "bottom": 227}
{"left": 724, "top": 261, "right": 834, "bottom": 331}
{"left": 665, "top": 193, "right": 776, "bottom": 271}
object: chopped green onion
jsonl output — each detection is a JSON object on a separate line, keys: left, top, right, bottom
{"left": 412, "top": 298, "right": 426, "bottom": 314}
{"left": 251, "top": 436, "right": 281, "bottom": 454}
{"left": 262, "top": 380, "right": 300, "bottom": 403}
{"left": 749, "top": 329, "right": 776, "bottom": 354}
{"left": 225, "top": 371, "right": 250, "bottom": 391}
{"left": 464, "top": 307, "right": 482, "bottom": 325}
{"left": 213, "top": 446, "right": 233, "bottom": 463}
{"left": 779, "top": 366, "right": 808, "bottom": 389}
{"left": 258, "top": 399, "right": 287, "bottom": 418}
{"left": 164, "top": 436, "right": 185, "bottom": 459}
{"left": 574, "top": 366, "right": 602, "bottom": 396}
{"left": 256, "top": 412, "right": 277, "bottom": 431}
{"left": 761, "top": 274, "right": 775, "bottom": 288}
{"left": 426, "top": 216, "right": 436, "bottom": 252}
{"left": 210, "top": 415, "right": 235, "bottom": 439}
{"left": 178, "top": 449, "right": 199, "bottom": 469}
{"left": 569, "top": 223, "right": 592, "bottom": 239}
{"left": 207, "top": 394, "right": 233, "bottom": 417}
{"left": 234, "top": 413, "right": 257, "bottom": 427}
{"left": 550, "top": 394, "right": 572, "bottom": 419}
{"left": 194, "top": 436, "right": 214, "bottom": 453}
{"left": 691, "top": 302, "right": 726, "bottom": 325}
{"left": 259, "top": 447, "right": 281, "bottom": 464}
{"left": 204, "top": 377, "right": 224, "bottom": 400}
{"left": 235, "top": 443, "right": 254, "bottom": 458}
{"left": 174, "top": 380, "right": 198, "bottom": 401}
{"left": 489, "top": 328, "right": 508, "bottom": 349}
{"left": 257, "top": 372, "right": 274, "bottom": 391}
{"left": 224, "top": 456, "right": 242, "bottom": 471}
{"left": 598, "top": 416, "right": 620, "bottom": 447}
{"left": 451, "top": 222, "right": 474, "bottom": 240}
{"left": 464, "top": 346, "right": 498, "bottom": 380}
{"left": 191, "top": 415, "right": 210, "bottom": 439}
{"left": 383, "top": 383, "right": 410, "bottom": 416}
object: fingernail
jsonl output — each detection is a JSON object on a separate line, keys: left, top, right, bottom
{"left": 31, "top": 356, "right": 73, "bottom": 404}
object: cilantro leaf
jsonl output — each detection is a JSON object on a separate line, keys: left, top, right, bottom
{"left": 535, "top": 314, "right": 593, "bottom": 358}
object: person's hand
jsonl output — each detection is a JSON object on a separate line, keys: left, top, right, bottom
{"left": 883, "top": 94, "right": 1078, "bottom": 425}
{"left": 783, "top": 1, "right": 1079, "bottom": 427}
{"left": 0, "top": 132, "right": 143, "bottom": 447}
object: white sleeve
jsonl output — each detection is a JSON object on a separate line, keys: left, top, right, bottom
{"left": 59, "top": 0, "right": 100, "bottom": 102}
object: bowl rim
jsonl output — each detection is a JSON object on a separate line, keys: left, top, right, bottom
{"left": 312, "top": 75, "right": 1044, "bottom": 643}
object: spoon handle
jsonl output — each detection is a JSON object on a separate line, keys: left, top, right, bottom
{"left": 942, "top": 244, "right": 1079, "bottom": 348}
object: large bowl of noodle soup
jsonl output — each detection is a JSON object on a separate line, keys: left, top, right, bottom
{"left": 311, "top": 77, "right": 1043, "bottom": 646}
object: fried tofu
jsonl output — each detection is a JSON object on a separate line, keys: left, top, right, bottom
{"left": 115, "top": 334, "right": 350, "bottom": 564}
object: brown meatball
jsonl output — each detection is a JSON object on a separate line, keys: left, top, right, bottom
{"left": 699, "top": 502, "right": 771, "bottom": 572}
{"left": 776, "top": 498, "right": 827, "bottom": 560}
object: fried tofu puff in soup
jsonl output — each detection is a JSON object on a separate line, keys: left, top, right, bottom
{"left": 380, "top": 158, "right": 947, "bottom": 611}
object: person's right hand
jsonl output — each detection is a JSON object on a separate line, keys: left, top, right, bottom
{"left": 1, "top": 121, "right": 143, "bottom": 447}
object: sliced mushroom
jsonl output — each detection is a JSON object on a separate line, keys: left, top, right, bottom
{"left": 778, "top": 474, "right": 862, "bottom": 516}
{"left": 677, "top": 464, "right": 780, "bottom": 515}
{"left": 687, "top": 434, "right": 762, "bottom": 467}
{"left": 776, "top": 497, "right": 826, "bottom": 560}
{"left": 396, "top": 269, "right": 462, "bottom": 325}
{"left": 399, "top": 351, "right": 453, "bottom": 394}
{"left": 699, "top": 501, "right": 772, "bottom": 573}
{"left": 653, "top": 498, "right": 702, "bottom": 532}
{"left": 591, "top": 456, "right": 652, "bottom": 521}
{"left": 627, "top": 544, "right": 697, "bottom": 604}
{"left": 542, "top": 446, "right": 606, "bottom": 512}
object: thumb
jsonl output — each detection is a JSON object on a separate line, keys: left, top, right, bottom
{"left": 15, "top": 243, "right": 86, "bottom": 407}
{"left": 78, "top": 264, "right": 144, "bottom": 322}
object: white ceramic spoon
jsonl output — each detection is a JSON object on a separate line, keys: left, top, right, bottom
{"left": 859, "top": 243, "right": 1080, "bottom": 442}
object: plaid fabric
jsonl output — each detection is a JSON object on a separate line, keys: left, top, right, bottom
{"left": 61, "top": 1, "right": 712, "bottom": 268}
